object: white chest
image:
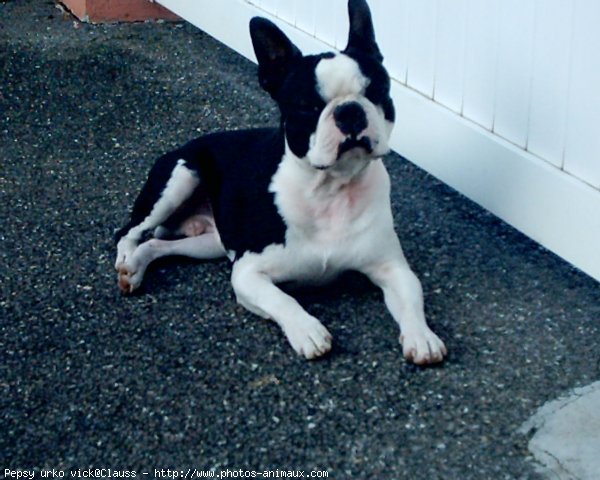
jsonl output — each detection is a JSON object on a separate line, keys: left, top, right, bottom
{"left": 267, "top": 157, "right": 392, "bottom": 279}
{"left": 274, "top": 160, "right": 385, "bottom": 236}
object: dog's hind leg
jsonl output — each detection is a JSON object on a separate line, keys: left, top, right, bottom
{"left": 115, "top": 157, "right": 200, "bottom": 279}
{"left": 118, "top": 233, "right": 226, "bottom": 293}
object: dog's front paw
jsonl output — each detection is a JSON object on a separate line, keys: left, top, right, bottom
{"left": 400, "top": 327, "right": 447, "bottom": 365}
{"left": 284, "top": 315, "right": 332, "bottom": 360}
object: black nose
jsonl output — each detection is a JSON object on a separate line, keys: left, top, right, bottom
{"left": 334, "top": 101, "right": 368, "bottom": 137}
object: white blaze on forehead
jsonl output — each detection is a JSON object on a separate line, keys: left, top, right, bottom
{"left": 315, "top": 54, "right": 370, "bottom": 102}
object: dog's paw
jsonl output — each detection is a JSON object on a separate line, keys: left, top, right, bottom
{"left": 284, "top": 315, "right": 332, "bottom": 360}
{"left": 115, "top": 238, "right": 136, "bottom": 271}
{"left": 400, "top": 327, "right": 447, "bottom": 365}
{"left": 117, "top": 264, "right": 144, "bottom": 294}
{"left": 116, "top": 241, "right": 155, "bottom": 294}
{"left": 116, "top": 249, "right": 148, "bottom": 294}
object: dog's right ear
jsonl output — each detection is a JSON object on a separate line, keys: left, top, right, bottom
{"left": 345, "top": 0, "right": 383, "bottom": 62}
{"left": 250, "top": 17, "right": 302, "bottom": 99}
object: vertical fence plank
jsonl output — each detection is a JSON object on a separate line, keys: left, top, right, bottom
{"left": 332, "top": 0, "right": 349, "bottom": 49}
{"left": 314, "top": 1, "right": 338, "bottom": 47}
{"left": 434, "top": 0, "right": 467, "bottom": 113}
{"left": 276, "top": 0, "right": 297, "bottom": 25}
{"left": 257, "top": 0, "right": 277, "bottom": 16}
{"left": 295, "top": 0, "right": 317, "bottom": 35}
{"left": 375, "top": 0, "right": 409, "bottom": 84}
{"left": 493, "top": 0, "right": 535, "bottom": 147}
{"left": 564, "top": 0, "right": 600, "bottom": 187}
{"left": 463, "top": 0, "right": 499, "bottom": 130}
{"left": 406, "top": 0, "right": 437, "bottom": 98}
{"left": 527, "top": 0, "right": 572, "bottom": 167}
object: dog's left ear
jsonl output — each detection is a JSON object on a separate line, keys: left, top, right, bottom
{"left": 344, "top": 0, "right": 383, "bottom": 62}
{"left": 250, "top": 17, "right": 302, "bottom": 99}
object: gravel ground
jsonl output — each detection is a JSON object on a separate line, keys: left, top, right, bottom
{"left": 1, "top": 1, "right": 599, "bottom": 478}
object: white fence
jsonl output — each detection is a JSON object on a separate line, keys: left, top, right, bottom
{"left": 158, "top": 0, "right": 600, "bottom": 282}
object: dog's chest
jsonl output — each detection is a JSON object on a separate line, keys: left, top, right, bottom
{"left": 290, "top": 183, "right": 366, "bottom": 242}
{"left": 270, "top": 159, "right": 386, "bottom": 246}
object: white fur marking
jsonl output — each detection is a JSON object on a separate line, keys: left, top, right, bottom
{"left": 118, "top": 234, "right": 226, "bottom": 293}
{"left": 115, "top": 159, "right": 200, "bottom": 270}
{"left": 315, "top": 54, "right": 370, "bottom": 102}
{"left": 127, "top": 160, "right": 198, "bottom": 242}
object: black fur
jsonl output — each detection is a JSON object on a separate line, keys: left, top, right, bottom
{"left": 116, "top": 128, "right": 287, "bottom": 258}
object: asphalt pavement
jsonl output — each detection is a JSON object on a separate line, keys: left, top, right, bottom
{"left": 1, "top": 1, "right": 599, "bottom": 478}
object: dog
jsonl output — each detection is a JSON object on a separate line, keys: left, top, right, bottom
{"left": 114, "top": 0, "right": 447, "bottom": 364}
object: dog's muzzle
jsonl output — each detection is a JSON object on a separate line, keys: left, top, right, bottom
{"left": 333, "top": 101, "right": 373, "bottom": 159}
{"left": 337, "top": 135, "right": 373, "bottom": 157}
{"left": 334, "top": 101, "right": 368, "bottom": 138}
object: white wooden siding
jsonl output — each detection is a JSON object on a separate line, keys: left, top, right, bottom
{"left": 405, "top": 0, "right": 437, "bottom": 98}
{"left": 434, "top": 0, "right": 467, "bottom": 114}
{"left": 527, "top": 0, "right": 572, "bottom": 168}
{"left": 462, "top": 0, "right": 499, "bottom": 130}
{"left": 563, "top": 0, "right": 600, "bottom": 187}
{"left": 374, "top": 0, "right": 409, "bottom": 84}
{"left": 493, "top": 0, "right": 535, "bottom": 148}
{"left": 157, "top": 0, "right": 600, "bottom": 283}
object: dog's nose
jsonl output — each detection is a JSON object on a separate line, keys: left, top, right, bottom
{"left": 334, "top": 101, "right": 368, "bottom": 138}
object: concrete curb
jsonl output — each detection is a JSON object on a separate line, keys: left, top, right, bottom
{"left": 520, "top": 381, "right": 600, "bottom": 480}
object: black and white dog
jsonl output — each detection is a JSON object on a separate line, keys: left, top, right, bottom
{"left": 115, "top": 0, "right": 447, "bottom": 364}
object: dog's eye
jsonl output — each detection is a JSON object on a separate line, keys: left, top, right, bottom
{"left": 298, "top": 105, "right": 322, "bottom": 116}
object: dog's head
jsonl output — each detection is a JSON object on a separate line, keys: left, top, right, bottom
{"left": 250, "top": 0, "right": 394, "bottom": 175}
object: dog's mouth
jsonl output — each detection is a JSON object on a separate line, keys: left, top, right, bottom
{"left": 312, "top": 136, "right": 374, "bottom": 171}
{"left": 337, "top": 136, "right": 373, "bottom": 158}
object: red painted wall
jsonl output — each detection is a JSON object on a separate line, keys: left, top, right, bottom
{"left": 60, "top": 0, "right": 180, "bottom": 22}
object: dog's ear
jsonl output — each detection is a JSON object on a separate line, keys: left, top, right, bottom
{"left": 344, "top": 0, "right": 383, "bottom": 62}
{"left": 250, "top": 17, "right": 302, "bottom": 98}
